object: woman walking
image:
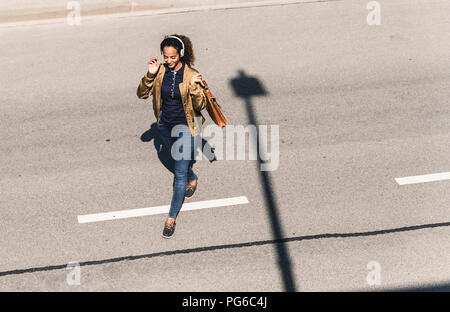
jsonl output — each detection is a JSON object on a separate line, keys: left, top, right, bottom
{"left": 136, "top": 34, "right": 207, "bottom": 238}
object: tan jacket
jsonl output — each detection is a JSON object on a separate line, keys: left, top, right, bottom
{"left": 136, "top": 63, "right": 206, "bottom": 136}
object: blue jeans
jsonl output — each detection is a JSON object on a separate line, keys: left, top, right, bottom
{"left": 157, "top": 120, "right": 197, "bottom": 219}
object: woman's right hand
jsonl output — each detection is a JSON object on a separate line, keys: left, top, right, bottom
{"left": 148, "top": 56, "right": 160, "bottom": 75}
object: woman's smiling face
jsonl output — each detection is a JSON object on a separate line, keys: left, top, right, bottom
{"left": 162, "top": 46, "right": 180, "bottom": 69}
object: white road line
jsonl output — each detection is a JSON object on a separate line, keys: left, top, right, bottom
{"left": 395, "top": 171, "right": 450, "bottom": 185}
{"left": 0, "top": 0, "right": 341, "bottom": 28}
{"left": 77, "top": 196, "right": 249, "bottom": 224}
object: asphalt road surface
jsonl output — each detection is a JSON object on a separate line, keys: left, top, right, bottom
{"left": 1, "top": 0, "right": 450, "bottom": 291}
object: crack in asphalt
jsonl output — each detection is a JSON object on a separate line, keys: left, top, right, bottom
{"left": 1, "top": 220, "right": 449, "bottom": 277}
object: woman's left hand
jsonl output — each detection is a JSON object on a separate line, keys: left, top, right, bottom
{"left": 190, "top": 74, "right": 205, "bottom": 87}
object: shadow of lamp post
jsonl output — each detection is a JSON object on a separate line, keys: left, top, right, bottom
{"left": 229, "top": 69, "right": 297, "bottom": 292}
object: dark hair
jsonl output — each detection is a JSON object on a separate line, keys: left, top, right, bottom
{"left": 160, "top": 34, "right": 195, "bottom": 67}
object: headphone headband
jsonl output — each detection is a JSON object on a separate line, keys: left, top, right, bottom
{"left": 161, "top": 35, "right": 185, "bottom": 57}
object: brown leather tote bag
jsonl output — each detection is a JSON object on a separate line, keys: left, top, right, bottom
{"left": 200, "top": 80, "right": 228, "bottom": 128}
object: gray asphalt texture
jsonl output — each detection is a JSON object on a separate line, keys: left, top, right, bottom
{"left": 1, "top": 0, "right": 450, "bottom": 291}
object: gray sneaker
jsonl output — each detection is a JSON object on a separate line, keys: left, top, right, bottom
{"left": 185, "top": 178, "right": 198, "bottom": 198}
{"left": 162, "top": 221, "right": 176, "bottom": 239}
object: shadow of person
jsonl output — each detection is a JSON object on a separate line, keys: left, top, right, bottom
{"left": 140, "top": 122, "right": 218, "bottom": 175}
{"left": 201, "top": 137, "right": 217, "bottom": 163}
{"left": 140, "top": 122, "right": 174, "bottom": 174}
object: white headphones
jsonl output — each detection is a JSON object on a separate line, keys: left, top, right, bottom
{"left": 161, "top": 35, "right": 185, "bottom": 57}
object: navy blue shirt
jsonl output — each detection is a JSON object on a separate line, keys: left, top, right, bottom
{"left": 160, "top": 63, "right": 188, "bottom": 127}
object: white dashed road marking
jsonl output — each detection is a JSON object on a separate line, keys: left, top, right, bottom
{"left": 395, "top": 171, "right": 450, "bottom": 185}
{"left": 77, "top": 196, "right": 249, "bottom": 224}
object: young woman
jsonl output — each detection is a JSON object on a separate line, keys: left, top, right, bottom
{"left": 136, "top": 34, "right": 207, "bottom": 238}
